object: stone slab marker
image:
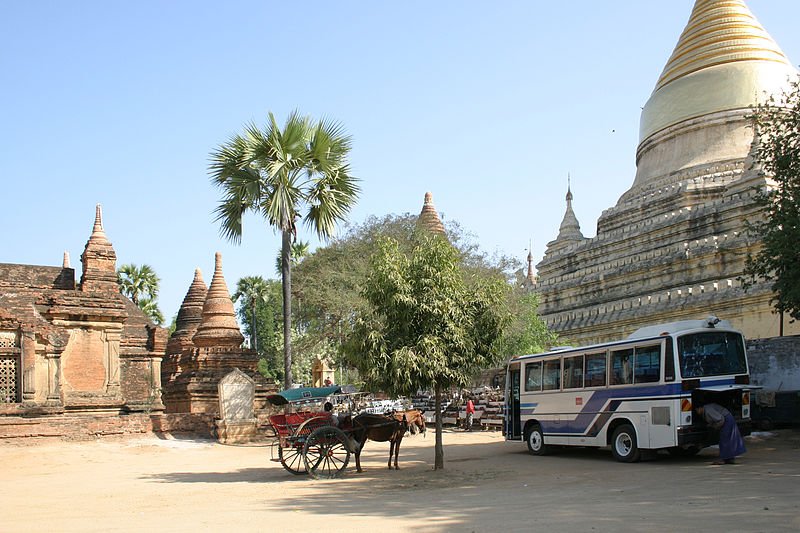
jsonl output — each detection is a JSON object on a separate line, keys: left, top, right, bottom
{"left": 215, "top": 368, "right": 257, "bottom": 443}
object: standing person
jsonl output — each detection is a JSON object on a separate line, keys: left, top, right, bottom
{"left": 323, "top": 401, "right": 340, "bottom": 427}
{"left": 695, "top": 403, "right": 746, "bottom": 465}
{"left": 465, "top": 398, "right": 475, "bottom": 431}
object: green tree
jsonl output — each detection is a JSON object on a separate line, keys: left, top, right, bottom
{"left": 117, "top": 263, "right": 159, "bottom": 305}
{"left": 344, "top": 235, "right": 510, "bottom": 469}
{"left": 117, "top": 263, "right": 164, "bottom": 325}
{"left": 138, "top": 297, "right": 165, "bottom": 326}
{"left": 234, "top": 277, "right": 283, "bottom": 381}
{"left": 210, "top": 111, "right": 360, "bottom": 389}
{"left": 275, "top": 240, "right": 310, "bottom": 277}
{"left": 743, "top": 78, "right": 800, "bottom": 323}
{"left": 294, "top": 214, "right": 554, "bottom": 371}
{"left": 497, "top": 290, "right": 558, "bottom": 358}
{"left": 232, "top": 276, "right": 271, "bottom": 352}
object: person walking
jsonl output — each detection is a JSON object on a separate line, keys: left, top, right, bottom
{"left": 465, "top": 398, "right": 475, "bottom": 431}
{"left": 695, "top": 402, "right": 746, "bottom": 465}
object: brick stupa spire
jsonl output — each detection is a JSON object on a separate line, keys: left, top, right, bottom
{"left": 417, "top": 192, "right": 446, "bottom": 236}
{"left": 167, "top": 268, "right": 208, "bottom": 354}
{"left": 80, "top": 204, "right": 118, "bottom": 293}
{"left": 192, "top": 253, "right": 244, "bottom": 348}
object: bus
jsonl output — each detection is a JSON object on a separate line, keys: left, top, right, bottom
{"left": 505, "top": 317, "right": 756, "bottom": 462}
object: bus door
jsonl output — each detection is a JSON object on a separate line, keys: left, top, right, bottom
{"left": 507, "top": 364, "right": 522, "bottom": 440}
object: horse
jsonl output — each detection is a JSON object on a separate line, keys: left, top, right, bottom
{"left": 393, "top": 409, "right": 426, "bottom": 436}
{"left": 346, "top": 412, "right": 408, "bottom": 471}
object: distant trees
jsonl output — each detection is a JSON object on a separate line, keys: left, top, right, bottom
{"left": 294, "top": 214, "right": 555, "bottom": 367}
{"left": 343, "top": 234, "right": 511, "bottom": 469}
{"left": 210, "top": 111, "right": 359, "bottom": 389}
{"left": 275, "top": 240, "right": 310, "bottom": 277}
{"left": 232, "top": 276, "right": 271, "bottom": 352}
{"left": 117, "top": 263, "right": 164, "bottom": 325}
{"left": 233, "top": 276, "right": 283, "bottom": 381}
{"left": 743, "top": 77, "right": 800, "bottom": 324}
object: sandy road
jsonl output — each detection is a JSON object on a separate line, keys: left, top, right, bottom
{"left": 1, "top": 428, "right": 798, "bottom": 532}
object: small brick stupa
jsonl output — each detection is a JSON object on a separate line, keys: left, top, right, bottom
{"left": 417, "top": 192, "right": 446, "bottom": 236}
{"left": 161, "top": 253, "right": 274, "bottom": 419}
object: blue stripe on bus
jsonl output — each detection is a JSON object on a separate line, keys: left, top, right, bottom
{"left": 537, "top": 383, "right": 683, "bottom": 436}
{"left": 518, "top": 377, "right": 739, "bottom": 436}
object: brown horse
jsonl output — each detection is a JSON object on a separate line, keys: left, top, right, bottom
{"left": 347, "top": 413, "right": 408, "bottom": 471}
{"left": 393, "top": 409, "right": 426, "bottom": 436}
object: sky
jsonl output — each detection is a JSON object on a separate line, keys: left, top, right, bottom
{"left": 2, "top": 1, "right": 800, "bottom": 323}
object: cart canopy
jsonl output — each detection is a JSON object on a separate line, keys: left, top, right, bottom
{"left": 266, "top": 386, "right": 344, "bottom": 406}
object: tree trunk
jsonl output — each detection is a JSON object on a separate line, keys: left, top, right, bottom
{"left": 434, "top": 383, "right": 444, "bottom": 470}
{"left": 281, "top": 229, "right": 293, "bottom": 390}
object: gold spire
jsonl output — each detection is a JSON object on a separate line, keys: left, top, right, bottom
{"left": 655, "top": 0, "right": 792, "bottom": 92}
{"left": 639, "top": 0, "right": 797, "bottom": 143}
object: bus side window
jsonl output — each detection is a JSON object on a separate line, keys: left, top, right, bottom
{"left": 525, "top": 361, "right": 542, "bottom": 392}
{"left": 563, "top": 355, "right": 584, "bottom": 389}
{"left": 585, "top": 352, "right": 607, "bottom": 387}
{"left": 542, "top": 359, "right": 561, "bottom": 391}
{"left": 611, "top": 349, "right": 634, "bottom": 385}
{"left": 634, "top": 345, "right": 661, "bottom": 383}
{"left": 664, "top": 339, "right": 675, "bottom": 381}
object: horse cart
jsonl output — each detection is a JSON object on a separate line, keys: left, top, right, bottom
{"left": 266, "top": 386, "right": 426, "bottom": 479}
{"left": 267, "top": 386, "right": 356, "bottom": 479}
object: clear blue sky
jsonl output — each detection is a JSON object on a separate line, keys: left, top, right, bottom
{"left": 2, "top": 1, "right": 799, "bottom": 322}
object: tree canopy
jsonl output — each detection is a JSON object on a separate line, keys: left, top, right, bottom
{"left": 209, "top": 111, "right": 359, "bottom": 389}
{"left": 294, "top": 214, "right": 554, "bottom": 368}
{"left": 343, "top": 234, "right": 511, "bottom": 468}
{"left": 743, "top": 77, "right": 800, "bottom": 322}
{"left": 117, "top": 263, "right": 164, "bottom": 325}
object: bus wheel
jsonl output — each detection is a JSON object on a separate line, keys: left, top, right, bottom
{"left": 526, "top": 424, "right": 549, "bottom": 456}
{"left": 611, "top": 424, "right": 641, "bottom": 463}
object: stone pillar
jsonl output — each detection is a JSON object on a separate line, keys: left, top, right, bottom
{"left": 150, "top": 356, "right": 164, "bottom": 410}
{"left": 21, "top": 328, "right": 35, "bottom": 402}
{"left": 103, "top": 329, "right": 122, "bottom": 395}
{"left": 46, "top": 353, "right": 61, "bottom": 403}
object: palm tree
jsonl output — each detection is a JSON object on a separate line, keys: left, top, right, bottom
{"left": 210, "top": 111, "right": 359, "bottom": 389}
{"left": 138, "top": 297, "right": 165, "bottom": 326}
{"left": 117, "top": 264, "right": 164, "bottom": 325}
{"left": 117, "top": 263, "right": 160, "bottom": 305}
{"left": 275, "top": 240, "right": 310, "bottom": 277}
{"left": 232, "top": 276, "right": 271, "bottom": 352}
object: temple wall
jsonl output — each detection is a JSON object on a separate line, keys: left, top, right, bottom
{"left": 747, "top": 336, "right": 800, "bottom": 391}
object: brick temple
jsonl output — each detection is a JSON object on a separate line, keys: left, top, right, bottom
{"left": 0, "top": 206, "right": 167, "bottom": 436}
{"left": 0, "top": 206, "right": 276, "bottom": 439}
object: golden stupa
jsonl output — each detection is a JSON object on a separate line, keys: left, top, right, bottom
{"left": 640, "top": 0, "right": 796, "bottom": 144}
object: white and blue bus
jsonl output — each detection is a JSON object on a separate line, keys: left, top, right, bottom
{"left": 505, "top": 317, "right": 756, "bottom": 462}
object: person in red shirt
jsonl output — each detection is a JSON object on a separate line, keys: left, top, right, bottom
{"left": 465, "top": 398, "right": 475, "bottom": 431}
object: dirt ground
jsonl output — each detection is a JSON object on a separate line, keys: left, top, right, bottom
{"left": 2, "top": 427, "right": 799, "bottom": 532}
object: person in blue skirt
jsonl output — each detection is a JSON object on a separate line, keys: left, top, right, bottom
{"left": 696, "top": 403, "right": 747, "bottom": 465}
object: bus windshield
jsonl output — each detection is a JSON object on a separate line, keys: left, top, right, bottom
{"left": 677, "top": 331, "right": 747, "bottom": 378}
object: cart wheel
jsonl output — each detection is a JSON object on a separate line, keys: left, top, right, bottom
{"left": 278, "top": 444, "right": 308, "bottom": 475}
{"left": 303, "top": 426, "right": 351, "bottom": 479}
